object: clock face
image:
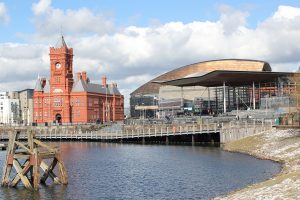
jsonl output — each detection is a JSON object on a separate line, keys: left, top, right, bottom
{"left": 55, "top": 63, "right": 61, "bottom": 69}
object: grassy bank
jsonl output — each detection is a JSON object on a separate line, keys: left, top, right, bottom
{"left": 215, "top": 128, "right": 300, "bottom": 199}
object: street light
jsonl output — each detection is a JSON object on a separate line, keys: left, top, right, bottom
{"left": 105, "top": 84, "right": 108, "bottom": 123}
{"left": 141, "top": 103, "right": 144, "bottom": 119}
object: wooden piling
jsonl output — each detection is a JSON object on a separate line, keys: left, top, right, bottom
{"left": 1, "top": 129, "right": 68, "bottom": 190}
{"left": 165, "top": 136, "right": 169, "bottom": 145}
{"left": 191, "top": 135, "right": 195, "bottom": 146}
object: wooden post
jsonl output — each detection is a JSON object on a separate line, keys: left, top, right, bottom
{"left": 1, "top": 128, "right": 68, "bottom": 190}
{"left": 191, "top": 135, "right": 195, "bottom": 146}
{"left": 32, "top": 148, "right": 40, "bottom": 190}
{"left": 56, "top": 153, "right": 68, "bottom": 185}
{"left": 1, "top": 130, "right": 17, "bottom": 186}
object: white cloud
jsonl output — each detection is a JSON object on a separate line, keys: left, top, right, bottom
{"left": 0, "top": 43, "right": 49, "bottom": 83}
{"left": 272, "top": 5, "right": 300, "bottom": 20}
{"left": 0, "top": 80, "right": 36, "bottom": 92}
{"left": 271, "top": 62, "right": 300, "bottom": 72}
{"left": 218, "top": 4, "right": 249, "bottom": 35}
{"left": 31, "top": 0, "right": 114, "bottom": 37}
{"left": 32, "top": 0, "right": 51, "bottom": 15}
{"left": 68, "top": 8, "right": 300, "bottom": 81}
{"left": 0, "top": 2, "right": 9, "bottom": 24}
{"left": 123, "top": 74, "right": 155, "bottom": 85}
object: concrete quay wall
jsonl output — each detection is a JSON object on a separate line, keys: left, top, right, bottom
{"left": 220, "top": 126, "right": 272, "bottom": 143}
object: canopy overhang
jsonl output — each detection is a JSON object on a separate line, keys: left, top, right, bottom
{"left": 156, "top": 70, "right": 295, "bottom": 87}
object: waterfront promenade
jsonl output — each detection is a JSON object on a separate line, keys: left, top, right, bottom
{"left": 0, "top": 120, "right": 272, "bottom": 144}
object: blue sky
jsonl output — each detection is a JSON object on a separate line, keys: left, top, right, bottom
{"left": 1, "top": 0, "right": 300, "bottom": 106}
{"left": 2, "top": 0, "right": 300, "bottom": 43}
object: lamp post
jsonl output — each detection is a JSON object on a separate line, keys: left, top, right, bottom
{"left": 26, "top": 107, "right": 29, "bottom": 126}
{"left": 23, "top": 106, "right": 27, "bottom": 126}
{"left": 105, "top": 84, "right": 108, "bottom": 123}
{"left": 49, "top": 89, "right": 51, "bottom": 124}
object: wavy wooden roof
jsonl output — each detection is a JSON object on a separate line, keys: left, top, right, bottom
{"left": 162, "top": 70, "right": 293, "bottom": 87}
{"left": 131, "top": 59, "right": 271, "bottom": 96}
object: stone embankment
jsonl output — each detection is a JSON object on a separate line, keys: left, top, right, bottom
{"left": 215, "top": 128, "right": 300, "bottom": 199}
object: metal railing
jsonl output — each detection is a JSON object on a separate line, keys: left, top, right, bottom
{"left": 0, "top": 120, "right": 272, "bottom": 141}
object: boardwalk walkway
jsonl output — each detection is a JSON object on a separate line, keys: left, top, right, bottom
{"left": 0, "top": 120, "right": 273, "bottom": 143}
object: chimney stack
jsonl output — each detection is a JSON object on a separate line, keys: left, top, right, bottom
{"left": 102, "top": 76, "right": 107, "bottom": 87}
{"left": 82, "top": 71, "right": 87, "bottom": 81}
{"left": 41, "top": 78, "right": 46, "bottom": 87}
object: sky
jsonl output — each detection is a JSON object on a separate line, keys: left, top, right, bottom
{"left": 1, "top": 0, "right": 300, "bottom": 107}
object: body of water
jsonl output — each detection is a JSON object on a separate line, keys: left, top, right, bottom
{"left": 0, "top": 142, "right": 280, "bottom": 200}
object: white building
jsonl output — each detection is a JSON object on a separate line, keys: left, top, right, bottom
{"left": 18, "top": 89, "right": 34, "bottom": 125}
{"left": 0, "top": 92, "right": 20, "bottom": 124}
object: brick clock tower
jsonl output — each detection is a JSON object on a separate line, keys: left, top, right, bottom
{"left": 49, "top": 36, "right": 74, "bottom": 123}
{"left": 33, "top": 36, "right": 124, "bottom": 125}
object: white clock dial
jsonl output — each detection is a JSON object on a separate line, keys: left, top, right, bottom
{"left": 55, "top": 63, "right": 61, "bottom": 69}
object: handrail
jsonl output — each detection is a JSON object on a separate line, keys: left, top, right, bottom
{"left": 0, "top": 121, "right": 273, "bottom": 140}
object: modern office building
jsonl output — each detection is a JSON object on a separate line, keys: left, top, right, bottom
{"left": 0, "top": 89, "right": 34, "bottom": 125}
{"left": 0, "top": 92, "right": 20, "bottom": 124}
{"left": 130, "top": 59, "right": 272, "bottom": 118}
{"left": 161, "top": 70, "right": 298, "bottom": 117}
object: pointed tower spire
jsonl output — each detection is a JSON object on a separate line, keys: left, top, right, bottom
{"left": 34, "top": 78, "right": 43, "bottom": 92}
{"left": 55, "top": 35, "right": 68, "bottom": 48}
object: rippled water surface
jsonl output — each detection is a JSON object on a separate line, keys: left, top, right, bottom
{"left": 0, "top": 142, "right": 280, "bottom": 200}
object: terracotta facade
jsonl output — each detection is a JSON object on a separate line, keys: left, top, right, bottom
{"left": 33, "top": 37, "right": 124, "bottom": 124}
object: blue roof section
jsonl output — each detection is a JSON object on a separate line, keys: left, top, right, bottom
{"left": 34, "top": 75, "right": 122, "bottom": 96}
{"left": 72, "top": 79, "right": 122, "bottom": 95}
{"left": 43, "top": 80, "right": 50, "bottom": 93}
{"left": 72, "top": 79, "right": 87, "bottom": 92}
{"left": 108, "top": 85, "right": 121, "bottom": 95}
{"left": 34, "top": 79, "right": 43, "bottom": 92}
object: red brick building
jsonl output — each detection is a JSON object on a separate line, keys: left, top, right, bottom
{"left": 33, "top": 36, "right": 124, "bottom": 124}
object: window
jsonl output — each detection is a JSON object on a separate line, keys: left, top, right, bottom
{"left": 44, "top": 98, "right": 48, "bottom": 106}
{"left": 38, "top": 99, "right": 42, "bottom": 108}
{"left": 55, "top": 76, "right": 61, "bottom": 83}
{"left": 76, "top": 97, "right": 80, "bottom": 106}
{"left": 88, "top": 98, "right": 92, "bottom": 107}
{"left": 53, "top": 98, "right": 63, "bottom": 107}
{"left": 72, "top": 110, "right": 80, "bottom": 118}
